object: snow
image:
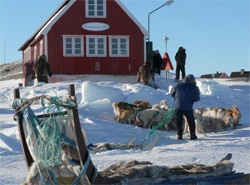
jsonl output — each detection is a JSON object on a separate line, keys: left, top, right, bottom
{"left": 0, "top": 74, "right": 249, "bottom": 184}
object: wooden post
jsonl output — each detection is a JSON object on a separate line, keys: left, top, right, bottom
{"left": 13, "top": 88, "right": 34, "bottom": 169}
{"left": 68, "top": 84, "right": 97, "bottom": 184}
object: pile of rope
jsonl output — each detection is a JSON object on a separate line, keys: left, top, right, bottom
{"left": 12, "top": 95, "right": 77, "bottom": 169}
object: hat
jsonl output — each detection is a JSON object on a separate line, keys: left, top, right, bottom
{"left": 187, "top": 74, "right": 195, "bottom": 80}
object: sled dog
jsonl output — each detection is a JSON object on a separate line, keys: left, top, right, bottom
{"left": 195, "top": 105, "right": 241, "bottom": 132}
{"left": 184, "top": 112, "right": 207, "bottom": 136}
{"left": 133, "top": 100, "right": 152, "bottom": 110}
{"left": 152, "top": 100, "right": 170, "bottom": 111}
{"left": 112, "top": 100, "right": 151, "bottom": 124}
{"left": 135, "top": 109, "right": 170, "bottom": 130}
{"left": 112, "top": 101, "right": 138, "bottom": 124}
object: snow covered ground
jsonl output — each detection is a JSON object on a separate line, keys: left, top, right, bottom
{"left": 0, "top": 74, "right": 249, "bottom": 184}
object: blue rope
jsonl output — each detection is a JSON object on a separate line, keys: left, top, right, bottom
{"left": 12, "top": 96, "right": 91, "bottom": 185}
{"left": 72, "top": 154, "right": 91, "bottom": 185}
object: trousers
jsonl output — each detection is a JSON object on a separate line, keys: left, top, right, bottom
{"left": 176, "top": 64, "right": 185, "bottom": 80}
{"left": 175, "top": 109, "right": 196, "bottom": 136}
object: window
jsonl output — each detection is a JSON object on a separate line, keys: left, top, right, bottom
{"left": 86, "top": 0, "right": 106, "bottom": 18}
{"left": 40, "top": 40, "right": 43, "bottom": 55}
{"left": 109, "top": 36, "right": 129, "bottom": 57}
{"left": 86, "top": 35, "right": 107, "bottom": 57}
{"left": 63, "top": 35, "right": 84, "bottom": 57}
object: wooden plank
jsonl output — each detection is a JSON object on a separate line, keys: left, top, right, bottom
{"left": 68, "top": 84, "right": 97, "bottom": 183}
{"left": 13, "top": 88, "right": 34, "bottom": 169}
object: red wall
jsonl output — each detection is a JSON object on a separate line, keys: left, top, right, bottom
{"left": 47, "top": 0, "right": 145, "bottom": 75}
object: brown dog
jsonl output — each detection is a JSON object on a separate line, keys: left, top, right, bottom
{"left": 112, "top": 100, "right": 152, "bottom": 125}
{"left": 112, "top": 102, "right": 138, "bottom": 124}
{"left": 133, "top": 100, "right": 152, "bottom": 110}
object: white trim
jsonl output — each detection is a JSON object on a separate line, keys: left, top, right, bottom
{"left": 85, "top": 0, "right": 106, "bottom": 18}
{"left": 86, "top": 35, "right": 107, "bottom": 57}
{"left": 45, "top": 35, "right": 48, "bottom": 58}
{"left": 63, "top": 35, "right": 84, "bottom": 57}
{"left": 40, "top": 40, "right": 43, "bottom": 55}
{"left": 34, "top": 46, "right": 37, "bottom": 61}
{"left": 115, "top": 0, "right": 148, "bottom": 36}
{"left": 109, "top": 36, "right": 129, "bottom": 57}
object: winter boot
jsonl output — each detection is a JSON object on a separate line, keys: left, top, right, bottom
{"left": 177, "top": 129, "right": 183, "bottom": 140}
{"left": 190, "top": 134, "right": 197, "bottom": 140}
{"left": 189, "top": 124, "right": 197, "bottom": 140}
{"left": 178, "top": 135, "right": 183, "bottom": 140}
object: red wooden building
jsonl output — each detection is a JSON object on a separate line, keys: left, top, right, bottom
{"left": 19, "top": 0, "right": 148, "bottom": 86}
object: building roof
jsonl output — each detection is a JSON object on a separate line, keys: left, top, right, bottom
{"left": 213, "top": 72, "right": 228, "bottom": 78}
{"left": 19, "top": 0, "right": 148, "bottom": 51}
{"left": 230, "top": 71, "right": 250, "bottom": 78}
{"left": 200, "top": 74, "right": 213, "bottom": 79}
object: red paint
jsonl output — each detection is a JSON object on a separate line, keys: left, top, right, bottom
{"left": 21, "top": 0, "right": 146, "bottom": 77}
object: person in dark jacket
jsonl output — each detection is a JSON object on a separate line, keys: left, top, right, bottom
{"left": 153, "top": 50, "right": 163, "bottom": 75}
{"left": 170, "top": 74, "right": 200, "bottom": 140}
{"left": 175, "top": 47, "right": 186, "bottom": 80}
{"left": 137, "top": 60, "right": 155, "bottom": 85}
{"left": 33, "top": 54, "right": 52, "bottom": 83}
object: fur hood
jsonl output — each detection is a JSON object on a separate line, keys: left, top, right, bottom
{"left": 184, "top": 76, "right": 196, "bottom": 85}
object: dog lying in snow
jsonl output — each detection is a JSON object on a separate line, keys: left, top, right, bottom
{"left": 152, "top": 100, "right": 170, "bottom": 111}
{"left": 134, "top": 100, "right": 152, "bottom": 110}
{"left": 195, "top": 105, "right": 241, "bottom": 132}
{"left": 112, "top": 100, "right": 151, "bottom": 124}
{"left": 225, "top": 105, "right": 242, "bottom": 128}
{"left": 184, "top": 112, "right": 207, "bottom": 137}
{"left": 135, "top": 109, "right": 175, "bottom": 130}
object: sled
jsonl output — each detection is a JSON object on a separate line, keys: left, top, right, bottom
{"left": 13, "top": 84, "right": 98, "bottom": 184}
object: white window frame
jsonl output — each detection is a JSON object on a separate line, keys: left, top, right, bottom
{"left": 40, "top": 40, "right": 43, "bottom": 55}
{"left": 86, "top": 35, "right": 107, "bottom": 57}
{"left": 85, "top": 0, "right": 106, "bottom": 18}
{"left": 109, "top": 36, "right": 130, "bottom": 57}
{"left": 63, "top": 35, "right": 84, "bottom": 57}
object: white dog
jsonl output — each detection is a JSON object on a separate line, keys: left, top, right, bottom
{"left": 152, "top": 100, "right": 170, "bottom": 111}
{"left": 135, "top": 109, "right": 173, "bottom": 130}
{"left": 184, "top": 112, "right": 207, "bottom": 136}
{"left": 195, "top": 105, "right": 241, "bottom": 132}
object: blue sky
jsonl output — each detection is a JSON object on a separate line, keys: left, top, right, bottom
{"left": 0, "top": 0, "right": 249, "bottom": 76}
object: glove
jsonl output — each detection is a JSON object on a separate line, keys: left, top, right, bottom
{"left": 152, "top": 76, "right": 155, "bottom": 81}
